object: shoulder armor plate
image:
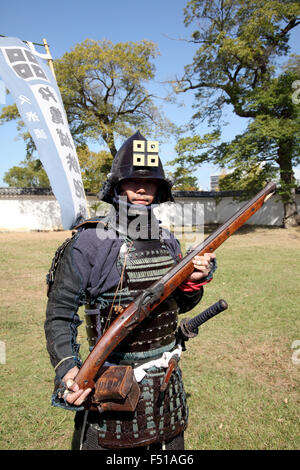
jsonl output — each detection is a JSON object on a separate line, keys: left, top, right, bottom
{"left": 46, "top": 217, "right": 108, "bottom": 297}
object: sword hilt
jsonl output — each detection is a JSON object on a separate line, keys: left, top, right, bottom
{"left": 179, "top": 299, "right": 228, "bottom": 340}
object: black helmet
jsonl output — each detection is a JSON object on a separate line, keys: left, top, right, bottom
{"left": 98, "top": 131, "right": 174, "bottom": 204}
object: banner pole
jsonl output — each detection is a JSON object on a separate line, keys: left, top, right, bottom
{"left": 43, "top": 38, "right": 56, "bottom": 81}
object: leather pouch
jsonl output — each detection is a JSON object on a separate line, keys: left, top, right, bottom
{"left": 91, "top": 365, "right": 140, "bottom": 413}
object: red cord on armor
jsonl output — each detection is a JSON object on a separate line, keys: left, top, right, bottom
{"left": 178, "top": 278, "right": 212, "bottom": 292}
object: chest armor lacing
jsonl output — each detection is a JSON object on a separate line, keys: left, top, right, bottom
{"left": 85, "top": 238, "right": 179, "bottom": 354}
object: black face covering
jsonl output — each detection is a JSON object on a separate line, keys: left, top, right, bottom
{"left": 110, "top": 187, "right": 161, "bottom": 240}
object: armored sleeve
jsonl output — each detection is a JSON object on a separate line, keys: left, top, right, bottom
{"left": 44, "top": 234, "right": 87, "bottom": 381}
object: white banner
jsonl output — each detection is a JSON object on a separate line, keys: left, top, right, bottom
{"left": 0, "top": 37, "right": 88, "bottom": 229}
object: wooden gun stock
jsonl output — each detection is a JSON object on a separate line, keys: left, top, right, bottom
{"left": 75, "top": 182, "right": 276, "bottom": 390}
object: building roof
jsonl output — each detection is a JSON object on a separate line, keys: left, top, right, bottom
{"left": 0, "top": 187, "right": 54, "bottom": 196}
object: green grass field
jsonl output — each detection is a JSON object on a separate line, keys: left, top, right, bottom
{"left": 0, "top": 226, "right": 299, "bottom": 450}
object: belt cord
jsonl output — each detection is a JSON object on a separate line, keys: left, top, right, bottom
{"left": 103, "top": 241, "right": 133, "bottom": 333}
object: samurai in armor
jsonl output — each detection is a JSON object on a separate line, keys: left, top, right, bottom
{"left": 44, "top": 131, "right": 216, "bottom": 450}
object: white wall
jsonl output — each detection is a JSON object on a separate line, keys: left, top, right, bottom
{"left": 0, "top": 196, "right": 62, "bottom": 231}
{"left": 158, "top": 192, "right": 296, "bottom": 227}
{"left": 0, "top": 192, "right": 299, "bottom": 231}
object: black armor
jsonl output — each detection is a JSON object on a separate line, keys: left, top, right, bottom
{"left": 85, "top": 238, "right": 178, "bottom": 352}
{"left": 44, "top": 130, "right": 211, "bottom": 451}
{"left": 82, "top": 237, "right": 189, "bottom": 448}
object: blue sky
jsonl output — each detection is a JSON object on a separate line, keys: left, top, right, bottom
{"left": 0, "top": 0, "right": 299, "bottom": 190}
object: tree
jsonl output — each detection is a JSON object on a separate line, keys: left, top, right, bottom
{"left": 4, "top": 146, "right": 112, "bottom": 192}
{"left": 76, "top": 146, "right": 112, "bottom": 193}
{"left": 53, "top": 39, "right": 177, "bottom": 155}
{"left": 0, "top": 39, "right": 177, "bottom": 188}
{"left": 167, "top": 166, "right": 199, "bottom": 190}
{"left": 3, "top": 154, "right": 50, "bottom": 188}
{"left": 283, "top": 53, "right": 300, "bottom": 74}
{"left": 172, "top": 0, "right": 300, "bottom": 227}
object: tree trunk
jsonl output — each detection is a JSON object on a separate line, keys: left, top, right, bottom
{"left": 101, "top": 126, "right": 117, "bottom": 158}
{"left": 283, "top": 189, "right": 299, "bottom": 228}
{"left": 278, "top": 142, "right": 300, "bottom": 228}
